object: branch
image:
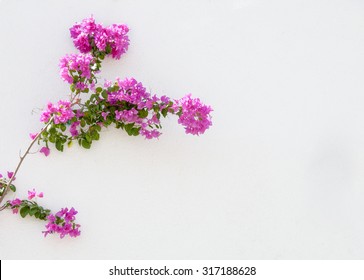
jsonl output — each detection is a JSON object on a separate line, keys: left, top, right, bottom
{"left": 0, "top": 117, "right": 54, "bottom": 206}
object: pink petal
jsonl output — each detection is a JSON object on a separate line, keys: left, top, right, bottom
{"left": 7, "top": 171, "right": 15, "bottom": 180}
{"left": 28, "top": 189, "right": 36, "bottom": 200}
{"left": 38, "top": 192, "right": 44, "bottom": 198}
{"left": 39, "top": 147, "right": 50, "bottom": 157}
{"left": 29, "top": 133, "right": 38, "bottom": 140}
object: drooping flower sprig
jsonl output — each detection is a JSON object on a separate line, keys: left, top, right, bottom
{"left": 0, "top": 16, "right": 213, "bottom": 238}
{"left": 0, "top": 186, "right": 80, "bottom": 238}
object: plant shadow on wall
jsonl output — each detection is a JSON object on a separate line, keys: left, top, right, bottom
{"left": 0, "top": 17, "right": 213, "bottom": 239}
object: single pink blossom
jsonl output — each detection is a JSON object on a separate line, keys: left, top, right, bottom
{"left": 75, "top": 110, "right": 84, "bottom": 118}
{"left": 101, "top": 112, "right": 109, "bottom": 120}
{"left": 7, "top": 171, "right": 15, "bottom": 180}
{"left": 10, "top": 198, "right": 22, "bottom": 207}
{"left": 40, "top": 147, "right": 50, "bottom": 157}
{"left": 38, "top": 192, "right": 44, "bottom": 198}
{"left": 29, "top": 133, "right": 38, "bottom": 140}
{"left": 28, "top": 189, "right": 36, "bottom": 200}
{"left": 70, "top": 121, "right": 80, "bottom": 137}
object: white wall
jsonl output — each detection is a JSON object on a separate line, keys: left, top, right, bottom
{"left": 0, "top": 0, "right": 364, "bottom": 259}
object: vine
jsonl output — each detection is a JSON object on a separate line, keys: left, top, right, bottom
{"left": 0, "top": 17, "right": 213, "bottom": 238}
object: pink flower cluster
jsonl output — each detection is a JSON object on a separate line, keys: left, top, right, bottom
{"left": 175, "top": 94, "right": 213, "bottom": 135}
{"left": 59, "top": 53, "right": 94, "bottom": 87}
{"left": 28, "top": 188, "right": 43, "bottom": 200}
{"left": 43, "top": 207, "right": 81, "bottom": 238}
{"left": 40, "top": 100, "right": 74, "bottom": 124}
{"left": 9, "top": 198, "right": 22, "bottom": 214}
{"left": 70, "top": 17, "right": 129, "bottom": 59}
{"left": 104, "top": 78, "right": 172, "bottom": 139}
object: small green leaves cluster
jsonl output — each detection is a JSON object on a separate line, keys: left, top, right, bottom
{"left": 0, "top": 178, "right": 16, "bottom": 196}
{"left": 40, "top": 123, "right": 68, "bottom": 152}
{"left": 7, "top": 199, "right": 51, "bottom": 220}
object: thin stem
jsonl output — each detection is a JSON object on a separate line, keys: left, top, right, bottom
{"left": 0, "top": 117, "right": 54, "bottom": 206}
{"left": 0, "top": 202, "right": 8, "bottom": 211}
{"left": 0, "top": 92, "right": 82, "bottom": 209}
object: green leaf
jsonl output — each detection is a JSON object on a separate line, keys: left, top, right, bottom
{"left": 124, "top": 123, "right": 135, "bottom": 136}
{"left": 39, "top": 213, "right": 47, "bottom": 220}
{"left": 115, "top": 122, "right": 123, "bottom": 129}
{"left": 90, "top": 130, "right": 100, "bottom": 141}
{"left": 9, "top": 185, "right": 16, "bottom": 192}
{"left": 29, "top": 207, "right": 38, "bottom": 216}
{"left": 96, "top": 87, "right": 102, "bottom": 93}
{"left": 138, "top": 109, "right": 148, "bottom": 119}
{"left": 20, "top": 206, "right": 30, "bottom": 218}
{"left": 105, "top": 44, "right": 112, "bottom": 54}
{"left": 131, "top": 127, "right": 140, "bottom": 136}
{"left": 82, "top": 139, "right": 91, "bottom": 149}
{"left": 111, "top": 85, "right": 119, "bottom": 92}
{"left": 161, "top": 108, "right": 168, "bottom": 118}
{"left": 85, "top": 133, "right": 92, "bottom": 143}
{"left": 49, "top": 135, "right": 56, "bottom": 143}
{"left": 47, "top": 126, "right": 56, "bottom": 134}
{"left": 80, "top": 119, "right": 86, "bottom": 127}
{"left": 55, "top": 140, "right": 64, "bottom": 152}
{"left": 70, "top": 84, "right": 75, "bottom": 92}
{"left": 101, "top": 91, "right": 108, "bottom": 99}
{"left": 60, "top": 124, "right": 66, "bottom": 132}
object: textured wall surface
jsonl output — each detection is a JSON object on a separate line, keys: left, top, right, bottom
{"left": 0, "top": 0, "right": 364, "bottom": 259}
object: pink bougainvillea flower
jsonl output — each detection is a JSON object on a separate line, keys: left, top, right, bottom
{"left": 9, "top": 198, "right": 21, "bottom": 214}
{"left": 59, "top": 53, "right": 94, "bottom": 84}
{"left": 43, "top": 208, "right": 81, "bottom": 238}
{"left": 70, "top": 121, "right": 80, "bottom": 137}
{"left": 175, "top": 94, "right": 213, "bottom": 135}
{"left": 101, "top": 111, "right": 109, "bottom": 120}
{"left": 29, "top": 133, "right": 38, "bottom": 140}
{"left": 75, "top": 110, "right": 84, "bottom": 118}
{"left": 28, "top": 189, "right": 37, "bottom": 200}
{"left": 7, "top": 171, "right": 15, "bottom": 180}
{"left": 10, "top": 198, "right": 22, "bottom": 207}
{"left": 39, "top": 147, "right": 50, "bottom": 157}
{"left": 40, "top": 100, "right": 74, "bottom": 124}
{"left": 38, "top": 192, "right": 44, "bottom": 198}
{"left": 69, "top": 16, "right": 129, "bottom": 60}
{"left": 56, "top": 208, "right": 68, "bottom": 217}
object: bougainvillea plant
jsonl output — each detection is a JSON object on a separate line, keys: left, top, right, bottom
{"left": 0, "top": 17, "right": 213, "bottom": 238}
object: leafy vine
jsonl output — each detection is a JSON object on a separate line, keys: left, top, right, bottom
{"left": 0, "top": 17, "right": 213, "bottom": 238}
